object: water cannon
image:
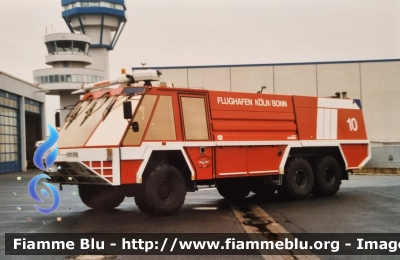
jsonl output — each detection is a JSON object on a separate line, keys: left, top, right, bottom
{"left": 71, "top": 69, "right": 162, "bottom": 94}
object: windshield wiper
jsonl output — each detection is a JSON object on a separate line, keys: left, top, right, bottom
{"left": 65, "top": 106, "right": 82, "bottom": 129}
{"left": 80, "top": 101, "right": 97, "bottom": 126}
{"left": 102, "top": 96, "right": 118, "bottom": 121}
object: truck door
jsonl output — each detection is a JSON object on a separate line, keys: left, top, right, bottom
{"left": 178, "top": 94, "right": 213, "bottom": 180}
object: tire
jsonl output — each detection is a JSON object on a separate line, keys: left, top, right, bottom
{"left": 134, "top": 192, "right": 152, "bottom": 213}
{"left": 216, "top": 180, "right": 250, "bottom": 200}
{"left": 313, "top": 156, "right": 342, "bottom": 196}
{"left": 143, "top": 165, "right": 186, "bottom": 216}
{"left": 78, "top": 185, "right": 125, "bottom": 211}
{"left": 278, "top": 158, "right": 314, "bottom": 200}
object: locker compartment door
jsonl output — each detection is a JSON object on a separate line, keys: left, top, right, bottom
{"left": 215, "top": 147, "right": 247, "bottom": 178}
{"left": 247, "top": 146, "right": 279, "bottom": 175}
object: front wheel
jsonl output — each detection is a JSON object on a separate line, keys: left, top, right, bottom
{"left": 78, "top": 185, "right": 125, "bottom": 211}
{"left": 134, "top": 192, "right": 153, "bottom": 213}
{"left": 143, "top": 165, "right": 186, "bottom": 216}
{"left": 278, "top": 158, "right": 314, "bottom": 200}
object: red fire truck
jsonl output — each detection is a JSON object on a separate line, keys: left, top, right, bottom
{"left": 48, "top": 69, "right": 370, "bottom": 215}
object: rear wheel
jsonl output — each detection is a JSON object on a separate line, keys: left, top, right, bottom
{"left": 313, "top": 156, "right": 342, "bottom": 196}
{"left": 278, "top": 158, "right": 314, "bottom": 200}
{"left": 216, "top": 180, "right": 250, "bottom": 200}
{"left": 78, "top": 185, "right": 125, "bottom": 211}
{"left": 143, "top": 165, "right": 186, "bottom": 216}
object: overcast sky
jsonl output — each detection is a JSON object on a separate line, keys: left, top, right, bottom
{"left": 1, "top": 0, "right": 400, "bottom": 126}
{"left": 1, "top": 0, "right": 400, "bottom": 83}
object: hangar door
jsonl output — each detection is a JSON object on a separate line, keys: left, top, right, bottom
{"left": 0, "top": 91, "right": 20, "bottom": 174}
{"left": 25, "top": 99, "right": 42, "bottom": 169}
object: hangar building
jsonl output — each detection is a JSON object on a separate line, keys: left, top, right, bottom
{"left": 0, "top": 71, "right": 46, "bottom": 174}
{"left": 137, "top": 59, "right": 400, "bottom": 172}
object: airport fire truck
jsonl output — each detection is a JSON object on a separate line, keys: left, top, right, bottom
{"left": 47, "top": 69, "right": 370, "bottom": 215}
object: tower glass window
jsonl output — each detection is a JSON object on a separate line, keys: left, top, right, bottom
{"left": 34, "top": 75, "right": 104, "bottom": 84}
{"left": 56, "top": 41, "right": 72, "bottom": 53}
{"left": 85, "top": 43, "right": 89, "bottom": 55}
{"left": 72, "top": 41, "right": 87, "bottom": 54}
{"left": 46, "top": 42, "right": 56, "bottom": 54}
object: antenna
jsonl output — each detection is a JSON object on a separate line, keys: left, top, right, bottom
{"left": 141, "top": 62, "right": 146, "bottom": 69}
{"left": 257, "top": 86, "right": 267, "bottom": 94}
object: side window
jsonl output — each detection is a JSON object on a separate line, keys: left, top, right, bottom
{"left": 145, "top": 96, "right": 176, "bottom": 141}
{"left": 123, "top": 95, "right": 157, "bottom": 145}
{"left": 181, "top": 96, "right": 209, "bottom": 140}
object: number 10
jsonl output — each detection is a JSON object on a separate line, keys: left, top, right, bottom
{"left": 347, "top": 118, "right": 358, "bottom": 131}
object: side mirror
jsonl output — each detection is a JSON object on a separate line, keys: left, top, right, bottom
{"left": 131, "top": 122, "right": 139, "bottom": 132}
{"left": 55, "top": 112, "right": 60, "bottom": 128}
{"left": 123, "top": 101, "right": 132, "bottom": 119}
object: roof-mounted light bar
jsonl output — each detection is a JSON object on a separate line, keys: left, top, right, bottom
{"left": 71, "top": 69, "right": 162, "bottom": 94}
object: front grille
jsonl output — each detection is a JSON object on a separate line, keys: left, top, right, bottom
{"left": 47, "top": 162, "right": 108, "bottom": 184}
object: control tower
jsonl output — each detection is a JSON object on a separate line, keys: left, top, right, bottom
{"left": 33, "top": 33, "right": 105, "bottom": 121}
{"left": 61, "top": 0, "right": 127, "bottom": 78}
{"left": 33, "top": 0, "right": 127, "bottom": 122}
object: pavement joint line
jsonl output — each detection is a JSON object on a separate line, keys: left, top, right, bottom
{"left": 229, "top": 201, "right": 320, "bottom": 260}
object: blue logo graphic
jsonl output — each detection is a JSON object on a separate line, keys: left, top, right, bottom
{"left": 30, "top": 124, "right": 60, "bottom": 214}
{"left": 28, "top": 174, "right": 60, "bottom": 214}
{"left": 33, "top": 124, "right": 59, "bottom": 171}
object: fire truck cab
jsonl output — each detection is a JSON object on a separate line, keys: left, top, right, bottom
{"left": 48, "top": 70, "right": 370, "bottom": 215}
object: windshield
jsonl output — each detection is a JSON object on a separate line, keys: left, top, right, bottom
{"left": 58, "top": 95, "right": 142, "bottom": 148}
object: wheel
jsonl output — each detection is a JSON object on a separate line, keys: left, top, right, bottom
{"left": 134, "top": 192, "right": 152, "bottom": 213}
{"left": 78, "top": 185, "right": 125, "bottom": 211}
{"left": 216, "top": 180, "right": 250, "bottom": 200}
{"left": 143, "top": 165, "right": 186, "bottom": 216}
{"left": 313, "top": 156, "right": 342, "bottom": 196}
{"left": 278, "top": 158, "right": 314, "bottom": 200}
